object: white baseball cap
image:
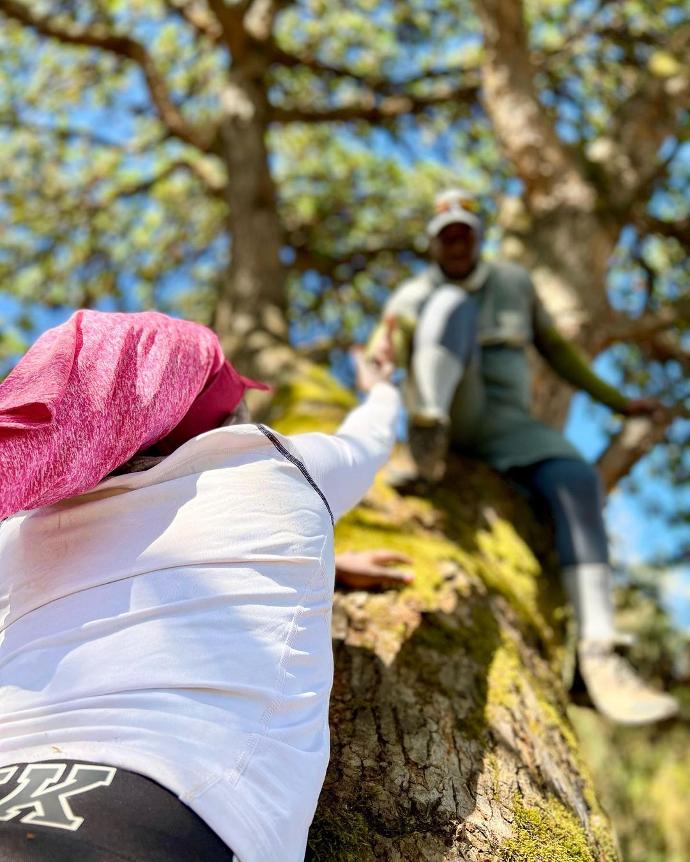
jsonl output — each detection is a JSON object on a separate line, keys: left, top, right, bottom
{"left": 427, "top": 188, "right": 482, "bottom": 237}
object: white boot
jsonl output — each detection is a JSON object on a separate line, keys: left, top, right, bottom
{"left": 577, "top": 640, "right": 679, "bottom": 725}
{"left": 564, "top": 563, "right": 679, "bottom": 725}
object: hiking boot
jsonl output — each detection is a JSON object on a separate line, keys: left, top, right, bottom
{"left": 577, "top": 639, "right": 679, "bottom": 725}
{"left": 389, "top": 417, "right": 449, "bottom": 493}
{"left": 409, "top": 415, "right": 450, "bottom": 481}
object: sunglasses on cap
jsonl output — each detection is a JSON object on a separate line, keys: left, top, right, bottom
{"left": 434, "top": 195, "right": 481, "bottom": 215}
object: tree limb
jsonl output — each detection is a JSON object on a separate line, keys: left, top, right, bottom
{"left": 636, "top": 215, "right": 690, "bottom": 248}
{"left": 294, "top": 334, "right": 355, "bottom": 363}
{"left": 0, "top": 0, "right": 216, "bottom": 152}
{"left": 601, "top": 24, "right": 690, "bottom": 209}
{"left": 597, "top": 415, "right": 672, "bottom": 492}
{"left": 206, "top": 0, "right": 249, "bottom": 57}
{"left": 641, "top": 332, "right": 690, "bottom": 374}
{"left": 163, "top": 0, "right": 223, "bottom": 43}
{"left": 267, "top": 40, "right": 479, "bottom": 93}
{"left": 290, "top": 240, "right": 413, "bottom": 276}
{"left": 597, "top": 303, "right": 690, "bottom": 350}
{"left": 0, "top": 114, "right": 131, "bottom": 151}
{"left": 474, "top": 0, "right": 594, "bottom": 212}
{"left": 106, "top": 158, "right": 227, "bottom": 202}
{"left": 270, "top": 83, "right": 477, "bottom": 124}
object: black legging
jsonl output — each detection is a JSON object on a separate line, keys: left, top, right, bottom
{"left": 0, "top": 760, "right": 235, "bottom": 862}
{"left": 506, "top": 457, "right": 609, "bottom": 567}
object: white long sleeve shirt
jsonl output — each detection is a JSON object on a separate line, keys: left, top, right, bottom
{"left": 0, "top": 382, "right": 401, "bottom": 862}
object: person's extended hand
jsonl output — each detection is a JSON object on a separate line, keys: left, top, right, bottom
{"left": 353, "top": 316, "right": 398, "bottom": 391}
{"left": 369, "top": 315, "right": 398, "bottom": 367}
{"left": 335, "top": 549, "right": 414, "bottom": 590}
{"left": 623, "top": 397, "right": 667, "bottom": 421}
{"left": 351, "top": 346, "right": 394, "bottom": 392}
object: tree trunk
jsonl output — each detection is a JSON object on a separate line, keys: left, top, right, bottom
{"left": 269, "top": 369, "right": 620, "bottom": 862}
{"left": 213, "top": 60, "right": 294, "bottom": 381}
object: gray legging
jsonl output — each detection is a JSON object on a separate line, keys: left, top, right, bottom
{"left": 413, "top": 284, "right": 609, "bottom": 568}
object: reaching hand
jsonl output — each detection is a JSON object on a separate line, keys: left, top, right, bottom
{"left": 351, "top": 346, "right": 394, "bottom": 392}
{"left": 370, "top": 316, "right": 398, "bottom": 366}
{"left": 335, "top": 549, "right": 414, "bottom": 590}
{"left": 623, "top": 397, "right": 667, "bottom": 421}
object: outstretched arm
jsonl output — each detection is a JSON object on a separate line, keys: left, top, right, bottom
{"left": 532, "top": 294, "right": 630, "bottom": 414}
{"left": 289, "top": 354, "right": 402, "bottom": 522}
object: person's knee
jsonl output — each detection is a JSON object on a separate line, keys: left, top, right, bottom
{"left": 416, "top": 285, "right": 477, "bottom": 360}
{"left": 533, "top": 458, "right": 603, "bottom": 506}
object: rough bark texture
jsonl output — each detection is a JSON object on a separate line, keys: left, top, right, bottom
{"left": 209, "top": 1, "right": 295, "bottom": 383}
{"left": 268, "top": 368, "right": 620, "bottom": 862}
{"left": 213, "top": 59, "right": 294, "bottom": 381}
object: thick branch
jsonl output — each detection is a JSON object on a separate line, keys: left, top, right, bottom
{"left": 270, "top": 83, "right": 477, "bottom": 124}
{"left": 475, "top": 0, "right": 594, "bottom": 212}
{"left": 0, "top": 0, "right": 215, "bottom": 152}
{"left": 206, "top": 0, "right": 249, "bottom": 56}
{"left": 597, "top": 416, "right": 672, "bottom": 492}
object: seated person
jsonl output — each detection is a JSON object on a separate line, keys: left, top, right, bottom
{"left": 367, "top": 188, "right": 678, "bottom": 725}
{"left": 0, "top": 309, "right": 403, "bottom": 862}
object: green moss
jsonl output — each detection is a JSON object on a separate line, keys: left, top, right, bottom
{"left": 432, "top": 485, "right": 557, "bottom": 653}
{"left": 306, "top": 806, "right": 372, "bottom": 862}
{"left": 335, "top": 506, "right": 450, "bottom": 607}
{"left": 499, "top": 797, "right": 596, "bottom": 862}
{"left": 269, "top": 362, "right": 357, "bottom": 435}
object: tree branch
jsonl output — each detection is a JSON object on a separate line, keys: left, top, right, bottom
{"left": 636, "top": 215, "right": 690, "bottom": 248}
{"left": 294, "top": 334, "right": 354, "bottom": 363}
{"left": 597, "top": 415, "right": 672, "bottom": 492}
{"left": 601, "top": 24, "right": 690, "bottom": 209}
{"left": 474, "top": 0, "right": 594, "bottom": 212}
{"left": 0, "top": 114, "right": 130, "bottom": 151}
{"left": 0, "top": 0, "right": 216, "bottom": 152}
{"left": 206, "top": 0, "right": 249, "bottom": 57}
{"left": 164, "top": 0, "right": 223, "bottom": 43}
{"left": 268, "top": 40, "right": 479, "bottom": 92}
{"left": 290, "top": 240, "right": 413, "bottom": 276}
{"left": 270, "top": 83, "right": 477, "bottom": 124}
{"left": 106, "top": 159, "right": 227, "bottom": 202}
{"left": 597, "top": 302, "right": 690, "bottom": 350}
{"left": 641, "top": 331, "right": 690, "bottom": 374}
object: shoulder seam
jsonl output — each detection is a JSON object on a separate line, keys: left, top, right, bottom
{"left": 256, "top": 425, "right": 335, "bottom": 527}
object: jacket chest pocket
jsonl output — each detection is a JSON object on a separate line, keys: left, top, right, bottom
{"left": 479, "top": 305, "right": 532, "bottom": 347}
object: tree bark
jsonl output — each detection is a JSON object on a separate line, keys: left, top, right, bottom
{"left": 213, "top": 58, "right": 294, "bottom": 381}
{"left": 270, "top": 372, "right": 620, "bottom": 862}
{"left": 475, "top": 0, "right": 620, "bottom": 428}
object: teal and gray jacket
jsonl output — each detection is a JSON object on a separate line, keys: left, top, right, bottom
{"left": 368, "top": 261, "right": 626, "bottom": 470}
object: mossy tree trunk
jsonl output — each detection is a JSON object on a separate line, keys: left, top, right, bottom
{"left": 268, "top": 368, "right": 620, "bottom": 862}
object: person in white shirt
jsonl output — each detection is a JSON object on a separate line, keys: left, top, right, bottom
{"left": 0, "top": 311, "right": 403, "bottom": 862}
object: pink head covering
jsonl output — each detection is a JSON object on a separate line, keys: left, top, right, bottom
{"left": 0, "top": 310, "right": 269, "bottom": 519}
